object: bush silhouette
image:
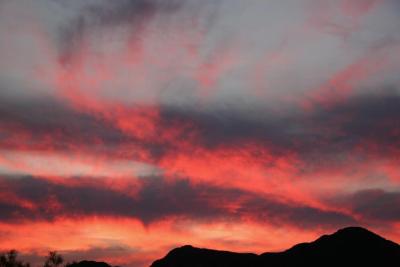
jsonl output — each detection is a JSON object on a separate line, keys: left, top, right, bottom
{"left": 44, "top": 252, "right": 63, "bottom": 267}
{"left": 0, "top": 250, "right": 30, "bottom": 267}
{"left": 0, "top": 250, "right": 66, "bottom": 267}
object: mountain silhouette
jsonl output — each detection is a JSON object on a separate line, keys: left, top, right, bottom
{"left": 150, "top": 226, "right": 400, "bottom": 267}
{"left": 66, "top": 260, "right": 116, "bottom": 267}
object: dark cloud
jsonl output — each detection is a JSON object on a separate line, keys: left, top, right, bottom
{"left": 159, "top": 90, "right": 400, "bottom": 161}
{"left": 159, "top": 105, "right": 295, "bottom": 150}
{"left": 0, "top": 175, "right": 355, "bottom": 228}
{"left": 239, "top": 198, "right": 355, "bottom": 229}
{"left": 306, "top": 90, "right": 400, "bottom": 150}
{"left": 0, "top": 176, "right": 135, "bottom": 221}
{"left": 0, "top": 98, "right": 132, "bottom": 151}
{"left": 335, "top": 189, "right": 400, "bottom": 222}
{"left": 0, "top": 99, "right": 114, "bottom": 136}
{"left": 2, "top": 90, "right": 400, "bottom": 167}
{"left": 81, "top": 0, "right": 182, "bottom": 25}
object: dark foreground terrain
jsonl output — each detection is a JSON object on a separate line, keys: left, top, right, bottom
{"left": 150, "top": 227, "right": 400, "bottom": 267}
{"left": 66, "top": 261, "right": 115, "bottom": 267}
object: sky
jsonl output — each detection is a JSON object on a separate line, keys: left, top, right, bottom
{"left": 0, "top": 0, "right": 400, "bottom": 266}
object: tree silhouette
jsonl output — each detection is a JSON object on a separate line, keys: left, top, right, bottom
{"left": 44, "top": 252, "right": 63, "bottom": 267}
{"left": 0, "top": 250, "right": 30, "bottom": 267}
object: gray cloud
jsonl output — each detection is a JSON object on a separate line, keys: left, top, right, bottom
{"left": 1, "top": 0, "right": 400, "bottom": 107}
{"left": 333, "top": 189, "right": 400, "bottom": 222}
{"left": 56, "top": 0, "right": 184, "bottom": 61}
{"left": 0, "top": 175, "right": 355, "bottom": 228}
{"left": 159, "top": 90, "right": 400, "bottom": 158}
{"left": 1, "top": 89, "right": 400, "bottom": 167}
{"left": 0, "top": 98, "right": 134, "bottom": 153}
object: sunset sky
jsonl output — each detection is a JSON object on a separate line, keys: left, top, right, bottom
{"left": 1, "top": 0, "right": 400, "bottom": 266}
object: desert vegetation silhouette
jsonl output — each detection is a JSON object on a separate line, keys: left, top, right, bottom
{"left": 0, "top": 251, "right": 68, "bottom": 267}
{"left": 0, "top": 251, "right": 110, "bottom": 267}
{"left": 0, "top": 250, "right": 30, "bottom": 267}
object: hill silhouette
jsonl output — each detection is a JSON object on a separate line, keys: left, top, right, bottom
{"left": 65, "top": 261, "right": 114, "bottom": 267}
{"left": 150, "top": 226, "right": 400, "bottom": 267}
